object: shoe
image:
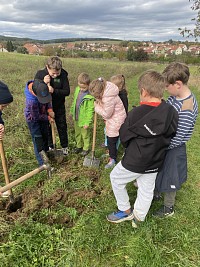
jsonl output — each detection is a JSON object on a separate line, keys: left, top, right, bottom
{"left": 153, "top": 205, "right": 174, "bottom": 218}
{"left": 73, "top": 147, "right": 82, "bottom": 154}
{"left": 0, "top": 190, "right": 9, "bottom": 198}
{"left": 62, "top": 147, "right": 69, "bottom": 156}
{"left": 107, "top": 210, "right": 134, "bottom": 223}
{"left": 81, "top": 150, "right": 90, "bottom": 156}
{"left": 133, "top": 181, "right": 138, "bottom": 188}
{"left": 105, "top": 158, "right": 116, "bottom": 169}
{"left": 100, "top": 143, "right": 107, "bottom": 148}
{"left": 132, "top": 215, "right": 141, "bottom": 228}
{"left": 39, "top": 150, "right": 49, "bottom": 164}
{"left": 153, "top": 193, "right": 162, "bottom": 201}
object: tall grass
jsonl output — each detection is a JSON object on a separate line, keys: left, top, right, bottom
{"left": 0, "top": 53, "right": 200, "bottom": 267}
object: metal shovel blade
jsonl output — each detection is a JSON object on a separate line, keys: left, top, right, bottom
{"left": 83, "top": 155, "right": 100, "bottom": 168}
{"left": 47, "top": 149, "right": 64, "bottom": 164}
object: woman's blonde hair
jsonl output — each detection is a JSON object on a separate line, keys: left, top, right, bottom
{"left": 110, "top": 74, "right": 127, "bottom": 93}
{"left": 78, "top": 72, "right": 90, "bottom": 90}
{"left": 89, "top": 77, "right": 106, "bottom": 99}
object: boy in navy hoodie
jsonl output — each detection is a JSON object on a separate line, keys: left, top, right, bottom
{"left": 24, "top": 80, "right": 54, "bottom": 166}
{"left": 0, "top": 81, "right": 13, "bottom": 197}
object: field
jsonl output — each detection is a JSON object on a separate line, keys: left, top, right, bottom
{"left": 0, "top": 53, "right": 200, "bottom": 267}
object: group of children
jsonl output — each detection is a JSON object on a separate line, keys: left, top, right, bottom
{"left": 0, "top": 59, "right": 198, "bottom": 229}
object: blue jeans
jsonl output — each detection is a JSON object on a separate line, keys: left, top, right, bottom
{"left": 27, "top": 120, "right": 49, "bottom": 165}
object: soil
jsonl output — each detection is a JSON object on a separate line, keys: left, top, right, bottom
{"left": 0, "top": 161, "right": 102, "bottom": 229}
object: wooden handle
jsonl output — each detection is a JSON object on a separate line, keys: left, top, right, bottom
{"left": 91, "top": 112, "right": 97, "bottom": 156}
{"left": 0, "top": 165, "right": 47, "bottom": 193}
{"left": 0, "top": 140, "right": 13, "bottom": 198}
{"left": 51, "top": 121, "right": 56, "bottom": 149}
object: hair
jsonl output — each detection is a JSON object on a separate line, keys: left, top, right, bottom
{"left": 162, "top": 62, "right": 190, "bottom": 85}
{"left": 46, "top": 56, "right": 62, "bottom": 70}
{"left": 78, "top": 72, "right": 90, "bottom": 91}
{"left": 138, "top": 70, "right": 165, "bottom": 99}
{"left": 110, "top": 74, "right": 127, "bottom": 93}
{"left": 89, "top": 77, "right": 106, "bottom": 99}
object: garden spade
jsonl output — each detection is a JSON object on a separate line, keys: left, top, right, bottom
{"left": 83, "top": 112, "right": 100, "bottom": 168}
{"left": 47, "top": 120, "right": 64, "bottom": 164}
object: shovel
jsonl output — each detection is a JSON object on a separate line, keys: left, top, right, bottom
{"left": 0, "top": 140, "right": 14, "bottom": 203}
{"left": 83, "top": 112, "right": 100, "bottom": 168}
{"left": 47, "top": 120, "right": 64, "bottom": 164}
{"left": 0, "top": 164, "right": 48, "bottom": 212}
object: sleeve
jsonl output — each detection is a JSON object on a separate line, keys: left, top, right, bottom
{"left": 119, "top": 113, "right": 137, "bottom": 148}
{"left": 169, "top": 110, "right": 195, "bottom": 148}
{"left": 85, "top": 99, "right": 95, "bottom": 126}
{"left": 94, "top": 97, "right": 115, "bottom": 120}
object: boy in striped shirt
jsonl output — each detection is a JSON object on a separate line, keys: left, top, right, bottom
{"left": 154, "top": 62, "right": 198, "bottom": 217}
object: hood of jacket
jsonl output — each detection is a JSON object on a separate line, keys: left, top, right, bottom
{"left": 102, "top": 81, "right": 119, "bottom": 98}
{"left": 128, "top": 101, "right": 177, "bottom": 138}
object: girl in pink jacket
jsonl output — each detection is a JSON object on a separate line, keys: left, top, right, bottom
{"left": 89, "top": 78, "right": 127, "bottom": 168}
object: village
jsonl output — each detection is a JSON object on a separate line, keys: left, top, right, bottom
{"left": 1, "top": 39, "right": 200, "bottom": 58}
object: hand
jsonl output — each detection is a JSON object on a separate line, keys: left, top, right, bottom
{"left": 48, "top": 116, "right": 55, "bottom": 123}
{"left": 44, "top": 75, "right": 51, "bottom": 84}
{"left": 83, "top": 125, "right": 89, "bottom": 129}
{"left": 48, "top": 85, "right": 54, "bottom": 93}
{"left": 48, "top": 111, "right": 55, "bottom": 119}
{"left": 0, "top": 124, "right": 5, "bottom": 140}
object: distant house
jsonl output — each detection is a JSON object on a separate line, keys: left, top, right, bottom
{"left": 23, "top": 43, "right": 44, "bottom": 55}
{"left": 0, "top": 44, "right": 8, "bottom": 52}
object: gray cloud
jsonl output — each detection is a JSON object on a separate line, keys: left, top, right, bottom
{"left": 0, "top": 0, "right": 197, "bottom": 41}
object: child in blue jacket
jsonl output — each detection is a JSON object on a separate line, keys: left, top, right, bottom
{"left": 24, "top": 80, "right": 54, "bottom": 166}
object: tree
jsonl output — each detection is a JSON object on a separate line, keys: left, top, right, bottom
{"left": 127, "top": 46, "right": 134, "bottom": 61}
{"left": 179, "top": 0, "right": 200, "bottom": 38}
{"left": 6, "top": 41, "right": 14, "bottom": 52}
{"left": 133, "top": 49, "right": 149, "bottom": 61}
{"left": 17, "top": 46, "right": 28, "bottom": 54}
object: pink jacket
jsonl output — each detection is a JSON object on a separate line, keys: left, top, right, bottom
{"left": 95, "top": 81, "right": 127, "bottom": 137}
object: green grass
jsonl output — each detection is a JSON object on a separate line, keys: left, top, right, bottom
{"left": 0, "top": 53, "right": 200, "bottom": 267}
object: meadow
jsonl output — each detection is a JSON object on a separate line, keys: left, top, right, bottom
{"left": 0, "top": 53, "right": 200, "bottom": 267}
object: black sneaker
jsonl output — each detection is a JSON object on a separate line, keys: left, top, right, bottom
{"left": 153, "top": 205, "right": 174, "bottom": 218}
{"left": 73, "top": 147, "right": 82, "bottom": 154}
{"left": 81, "top": 150, "right": 90, "bottom": 156}
{"left": 153, "top": 193, "right": 162, "bottom": 201}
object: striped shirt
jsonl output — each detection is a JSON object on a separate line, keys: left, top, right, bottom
{"left": 167, "top": 93, "right": 198, "bottom": 149}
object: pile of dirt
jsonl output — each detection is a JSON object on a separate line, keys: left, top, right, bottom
{"left": 0, "top": 165, "right": 102, "bottom": 227}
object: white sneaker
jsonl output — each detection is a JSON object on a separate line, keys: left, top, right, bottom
{"left": 1, "top": 190, "right": 9, "bottom": 198}
{"left": 62, "top": 147, "right": 69, "bottom": 155}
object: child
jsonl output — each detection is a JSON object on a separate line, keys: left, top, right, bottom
{"left": 153, "top": 62, "right": 198, "bottom": 217}
{"left": 110, "top": 74, "right": 128, "bottom": 113}
{"left": 0, "top": 81, "right": 13, "bottom": 197}
{"left": 89, "top": 78, "right": 126, "bottom": 168}
{"left": 24, "top": 79, "right": 54, "bottom": 166}
{"left": 70, "top": 73, "right": 95, "bottom": 156}
{"left": 106, "top": 70, "right": 178, "bottom": 227}
{"left": 34, "top": 56, "right": 70, "bottom": 155}
{"left": 101, "top": 74, "right": 129, "bottom": 149}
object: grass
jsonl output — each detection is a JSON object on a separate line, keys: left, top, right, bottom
{"left": 0, "top": 53, "right": 200, "bottom": 267}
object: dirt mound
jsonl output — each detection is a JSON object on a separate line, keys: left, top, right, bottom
{"left": 0, "top": 165, "right": 102, "bottom": 228}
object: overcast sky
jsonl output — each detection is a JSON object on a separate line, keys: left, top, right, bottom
{"left": 0, "top": 0, "right": 197, "bottom": 42}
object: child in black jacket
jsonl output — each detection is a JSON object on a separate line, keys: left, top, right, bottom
{"left": 106, "top": 70, "right": 178, "bottom": 227}
{"left": 34, "top": 56, "right": 70, "bottom": 155}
